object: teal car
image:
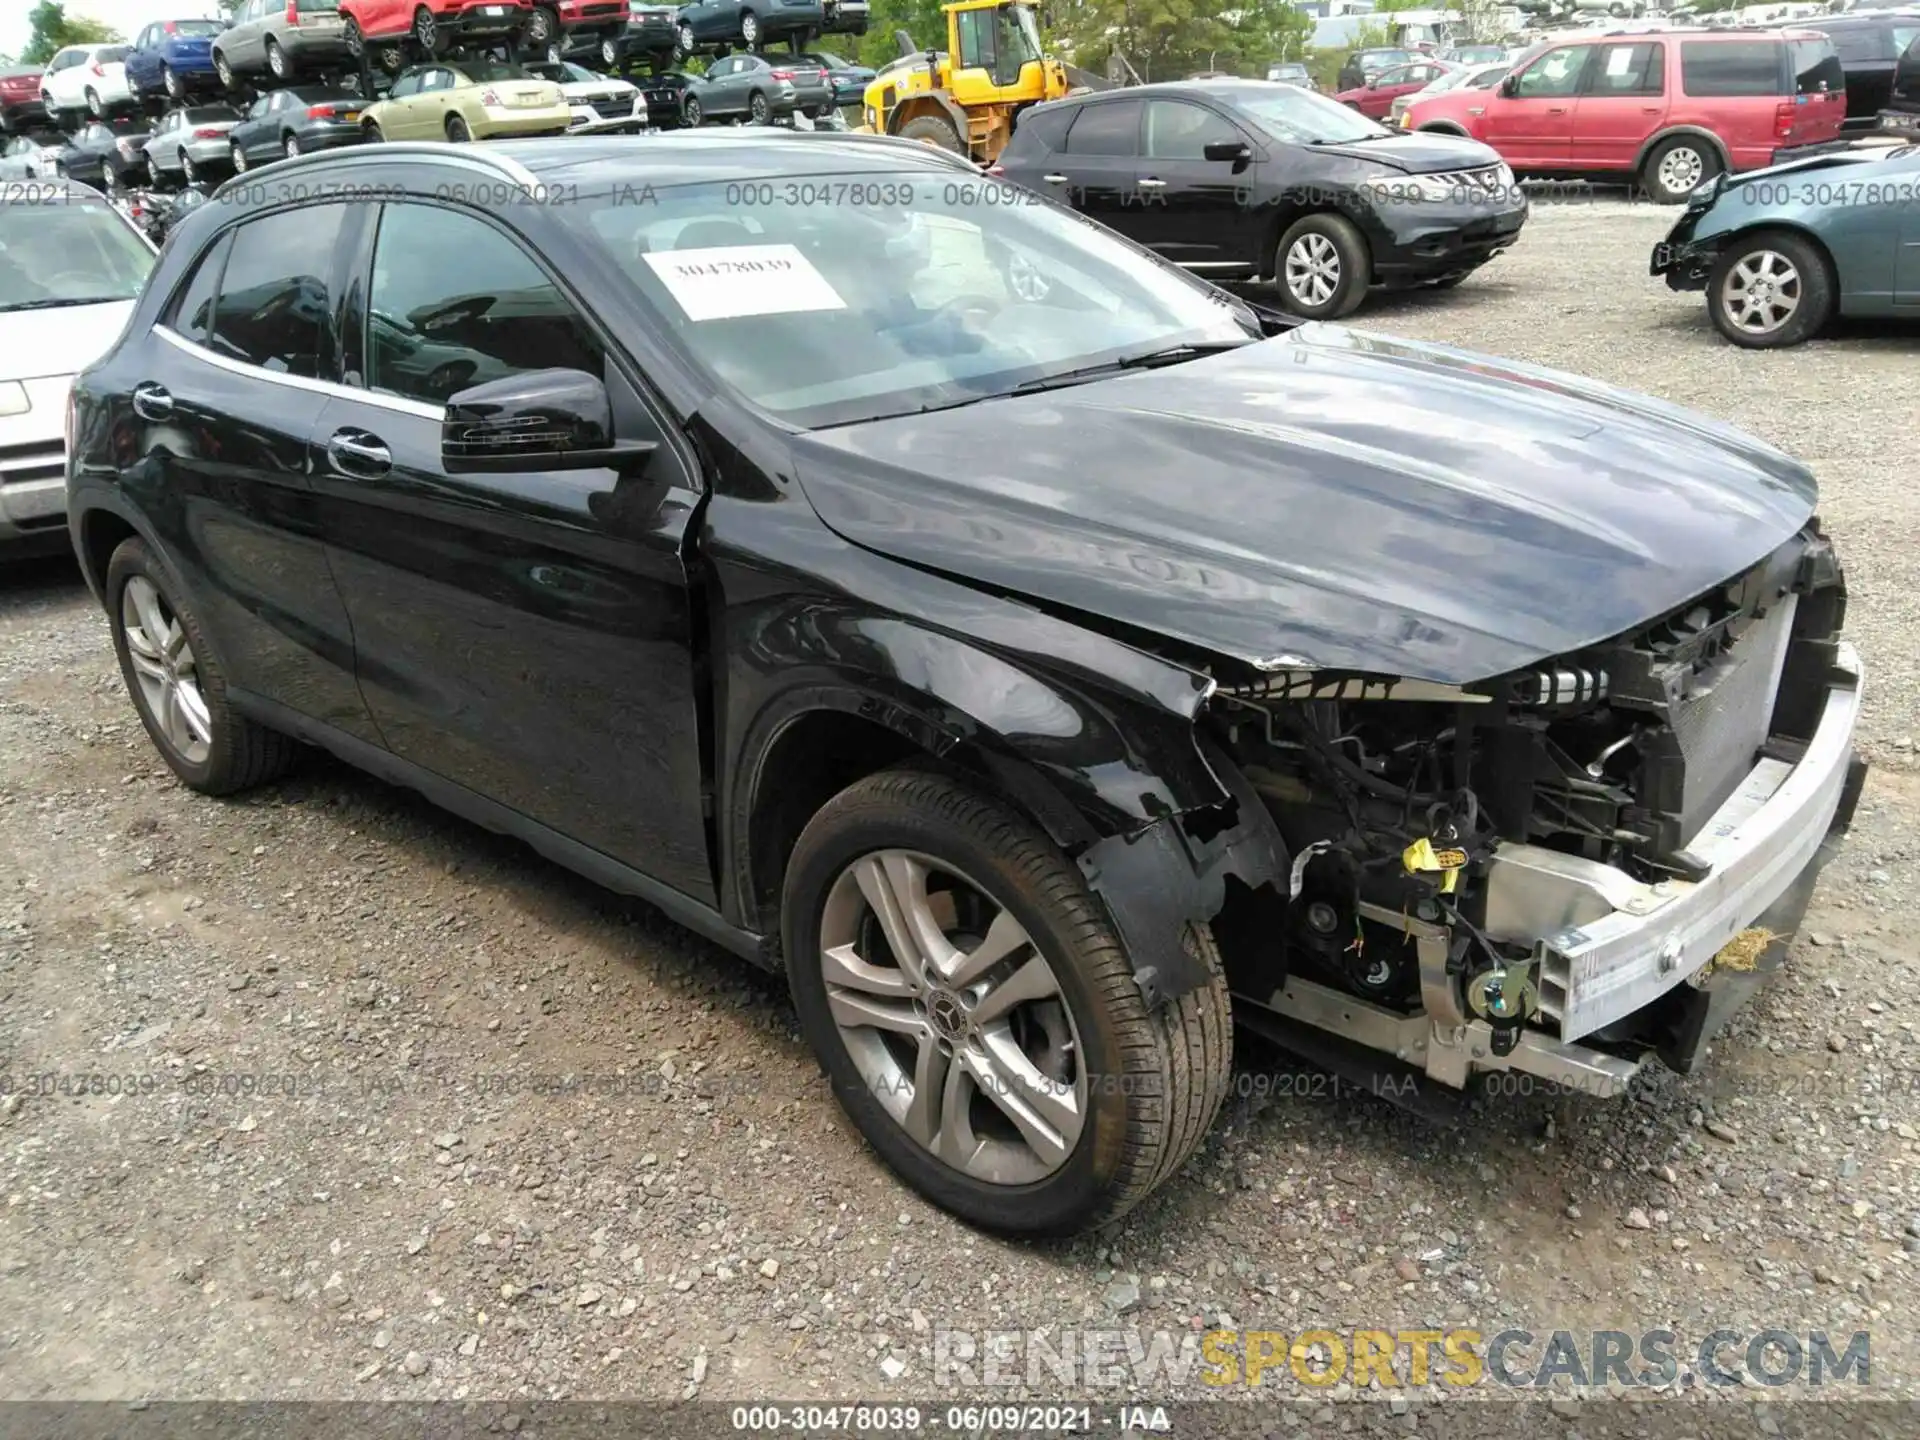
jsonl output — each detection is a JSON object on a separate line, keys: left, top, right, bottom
{"left": 1650, "top": 140, "right": 1920, "bottom": 348}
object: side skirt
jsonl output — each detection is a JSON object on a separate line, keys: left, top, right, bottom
{"left": 228, "top": 688, "right": 780, "bottom": 971}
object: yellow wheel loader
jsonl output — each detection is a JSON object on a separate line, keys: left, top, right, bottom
{"left": 858, "top": 1, "right": 1086, "bottom": 166}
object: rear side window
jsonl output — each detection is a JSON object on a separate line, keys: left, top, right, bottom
{"left": 98, "top": 46, "right": 131, "bottom": 62}
{"left": 1791, "top": 39, "right": 1844, "bottom": 95}
{"left": 211, "top": 204, "right": 348, "bottom": 377}
{"left": 1681, "top": 40, "right": 1782, "bottom": 97}
{"left": 169, "top": 231, "right": 232, "bottom": 345}
{"left": 1064, "top": 98, "right": 1140, "bottom": 155}
{"left": 1587, "top": 42, "right": 1664, "bottom": 97}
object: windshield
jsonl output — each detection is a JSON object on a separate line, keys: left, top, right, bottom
{"left": 455, "top": 59, "right": 536, "bottom": 83}
{"left": 569, "top": 172, "right": 1257, "bottom": 427}
{"left": 1006, "top": 5, "right": 1043, "bottom": 67}
{"left": 0, "top": 196, "right": 152, "bottom": 312}
{"left": 1228, "top": 85, "right": 1392, "bottom": 143}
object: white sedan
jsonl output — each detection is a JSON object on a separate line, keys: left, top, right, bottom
{"left": 524, "top": 60, "right": 648, "bottom": 133}
{"left": 0, "top": 180, "right": 156, "bottom": 554}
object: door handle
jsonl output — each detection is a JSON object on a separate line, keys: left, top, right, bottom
{"left": 1641, "top": 106, "right": 1662, "bottom": 114}
{"left": 1042, "top": 172, "right": 1069, "bottom": 183}
{"left": 1546, "top": 106, "right": 1567, "bottom": 114}
{"left": 327, "top": 429, "right": 391, "bottom": 475}
{"left": 1137, "top": 176, "right": 1167, "bottom": 188}
{"left": 131, "top": 382, "right": 173, "bottom": 421}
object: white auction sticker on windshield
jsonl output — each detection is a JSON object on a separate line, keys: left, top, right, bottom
{"left": 644, "top": 244, "right": 847, "bottom": 322}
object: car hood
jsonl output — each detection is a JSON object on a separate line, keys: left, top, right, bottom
{"left": 1305, "top": 130, "right": 1499, "bottom": 172}
{"left": 789, "top": 325, "right": 1817, "bottom": 685}
{"left": 0, "top": 300, "right": 137, "bottom": 383}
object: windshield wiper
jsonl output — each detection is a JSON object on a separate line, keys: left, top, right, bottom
{"left": 1311, "top": 133, "right": 1391, "bottom": 144}
{"left": 1006, "top": 339, "right": 1255, "bottom": 396}
{"left": 0, "top": 296, "right": 129, "bottom": 313}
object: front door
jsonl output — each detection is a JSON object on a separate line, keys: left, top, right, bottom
{"left": 312, "top": 198, "right": 716, "bottom": 903}
{"left": 1571, "top": 40, "right": 1669, "bottom": 171}
{"left": 1128, "top": 97, "right": 1262, "bottom": 275}
{"left": 1479, "top": 42, "right": 1591, "bottom": 168}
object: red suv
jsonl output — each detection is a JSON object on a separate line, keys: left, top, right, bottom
{"left": 1403, "top": 29, "right": 1846, "bottom": 203}
{"left": 338, "top": 0, "right": 532, "bottom": 61}
{"left": 521, "top": 0, "right": 631, "bottom": 58}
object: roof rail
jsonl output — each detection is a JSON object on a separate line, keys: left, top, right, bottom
{"left": 210, "top": 139, "right": 540, "bottom": 202}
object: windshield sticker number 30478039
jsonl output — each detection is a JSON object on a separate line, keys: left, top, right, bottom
{"left": 642, "top": 244, "right": 848, "bottom": 322}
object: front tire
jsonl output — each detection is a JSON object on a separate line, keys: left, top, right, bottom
{"left": 898, "top": 111, "right": 963, "bottom": 153}
{"left": 1642, "top": 135, "right": 1720, "bottom": 205}
{"left": 214, "top": 51, "right": 235, "bottom": 89}
{"left": 524, "top": 4, "right": 558, "bottom": 47}
{"left": 86, "top": 88, "right": 104, "bottom": 117}
{"left": 682, "top": 93, "right": 702, "bottom": 126}
{"left": 1276, "top": 212, "right": 1369, "bottom": 320}
{"left": 180, "top": 151, "right": 199, "bottom": 182}
{"left": 107, "top": 537, "right": 298, "bottom": 796}
{"left": 781, "top": 768, "right": 1233, "bottom": 1236}
{"left": 1706, "top": 229, "right": 1832, "bottom": 349}
{"left": 676, "top": 22, "right": 696, "bottom": 58}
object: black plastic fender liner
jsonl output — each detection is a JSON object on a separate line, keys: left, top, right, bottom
{"left": 1077, "top": 741, "right": 1288, "bottom": 1009}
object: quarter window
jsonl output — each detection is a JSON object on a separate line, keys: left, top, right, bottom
{"left": 1064, "top": 98, "right": 1141, "bottom": 155}
{"left": 365, "top": 203, "right": 603, "bottom": 407}
{"left": 1680, "top": 41, "right": 1782, "bottom": 97}
{"left": 170, "top": 231, "right": 232, "bottom": 345}
{"left": 209, "top": 204, "right": 348, "bottom": 377}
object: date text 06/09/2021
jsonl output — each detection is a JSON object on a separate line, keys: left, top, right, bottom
{"left": 727, "top": 1404, "right": 1157, "bottom": 1433}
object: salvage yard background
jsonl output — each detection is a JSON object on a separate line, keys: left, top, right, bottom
{"left": 3, "top": 196, "right": 1920, "bottom": 1405}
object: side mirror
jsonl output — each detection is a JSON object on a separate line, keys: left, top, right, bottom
{"left": 1499, "top": 72, "right": 1520, "bottom": 98}
{"left": 1203, "top": 139, "right": 1252, "bottom": 167}
{"left": 442, "top": 368, "right": 657, "bottom": 475}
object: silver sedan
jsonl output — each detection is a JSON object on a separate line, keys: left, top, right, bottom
{"left": 144, "top": 103, "right": 243, "bottom": 184}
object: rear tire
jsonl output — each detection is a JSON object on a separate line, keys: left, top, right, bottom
{"left": 898, "top": 111, "right": 963, "bottom": 154}
{"left": 1642, "top": 134, "right": 1720, "bottom": 205}
{"left": 214, "top": 51, "right": 235, "bottom": 89}
{"left": 107, "top": 537, "right": 298, "bottom": 796}
{"left": 781, "top": 768, "right": 1233, "bottom": 1236}
{"left": 445, "top": 113, "right": 470, "bottom": 142}
{"left": 682, "top": 93, "right": 702, "bottom": 126}
{"left": 267, "top": 39, "right": 291, "bottom": 80}
{"left": 739, "top": 10, "right": 760, "bottom": 46}
{"left": 162, "top": 65, "right": 184, "bottom": 101}
{"left": 86, "top": 88, "right": 104, "bottom": 118}
{"left": 748, "top": 90, "right": 770, "bottom": 124}
{"left": 1276, "top": 212, "right": 1369, "bottom": 320}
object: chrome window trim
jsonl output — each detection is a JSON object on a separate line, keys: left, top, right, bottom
{"left": 154, "top": 324, "right": 446, "bottom": 420}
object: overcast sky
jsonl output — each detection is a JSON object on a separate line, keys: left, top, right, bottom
{"left": 4, "top": 4, "right": 227, "bottom": 64}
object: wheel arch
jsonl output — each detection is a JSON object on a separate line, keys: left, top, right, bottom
{"left": 1415, "top": 120, "right": 1468, "bottom": 136}
{"left": 1709, "top": 218, "right": 1841, "bottom": 292}
{"left": 73, "top": 494, "right": 151, "bottom": 606}
{"left": 1262, "top": 197, "right": 1370, "bottom": 282}
{"left": 1634, "top": 125, "right": 1730, "bottom": 176}
{"left": 726, "top": 621, "right": 1287, "bottom": 1007}
{"left": 885, "top": 90, "right": 969, "bottom": 143}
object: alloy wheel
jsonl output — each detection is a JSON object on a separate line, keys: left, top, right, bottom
{"left": 678, "top": 22, "right": 695, "bottom": 56}
{"left": 740, "top": 11, "right": 760, "bottom": 45}
{"left": 683, "top": 95, "right": 701, "bottom": 125}
{"left": 122, "top": 576, "right": 213, "bottom": 766}
{"left": 231, "top": 141, "right": 246, "bottom": 171}
{"left": 749, "top": 91, "right": 769, "bottom": 124}
{"left": 285, "top": 133, "right": 301, "bottom": 158}
{"left": 415, "top": 8, "right": 437, "bottom": 52}
{"left": 601, "top": 35, "right": 618, "bottom": 68}
{"left": 1656, "top": 144, "right": 1703, "bottom": 197}
{"left": 1719, "top": 249, "right": 1801, "bottom": 337}
{"left": 1286, "top": 232, "right": 1340, "bottom": 308}
{"left": 181, "top": 151, "right": 198, "bottom": 182}
{"left": 268, "top": 41, "right": 289, "bottom": 78}
{"left": 817, "top": 849, "right": 1086, "bottom": 1186}
{"left": 343, "top": 19, "right": 364, "bottom": 57}
{"left": 164, "top": 65, "right": 183, "bottom": 99}
{"left": 216, "top": 53, "right": 234, "bottom": 88}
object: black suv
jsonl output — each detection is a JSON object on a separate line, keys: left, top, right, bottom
{"left": 994, "top": 80, "right": 1529, "bottom": 319}
{"left": 67, "top": 135, "right": 1864, "bottom": 1235}
{"left": 1802, "top": 11, "right": 1920, "bottom": 129}
{"left": 1884, "top": 23, "right": 1920, "bottom": 130}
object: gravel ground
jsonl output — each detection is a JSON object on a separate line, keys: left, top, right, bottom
{"left": 3, "top": 197, "right": 1920, "bottom": 1420}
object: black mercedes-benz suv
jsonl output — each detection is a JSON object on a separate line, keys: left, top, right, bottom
{"left": 994, "top": 79, "right": 1530, "bottom": 319}
{"left": 66, "top": 133, "right": 1864, "bottom": 1235}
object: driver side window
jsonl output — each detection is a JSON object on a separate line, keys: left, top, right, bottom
{"left": 1516, "top": 45, "right": 1589, "bottom": 97}
{"left": 365, "top": 203, "right": 604, "bottom": 406}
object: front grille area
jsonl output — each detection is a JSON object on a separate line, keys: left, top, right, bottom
{"left": 589, "top": 96, "right": 632, "bottom": 118}
{"left": 1425, "top": 165, "right": 1505, "bottom": 193}
{"left": 0, "top": 440, "right": 64, "bottom": 489}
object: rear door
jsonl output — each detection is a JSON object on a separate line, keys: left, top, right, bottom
{"left": 1128, "top": 97, "right": 1263, "bottom": 273}
{"left": 311, "top": 197, "right": 716, "bottom": 903}
{"left": 113, "top": 202, "right": 377, "bottom": 739}
{"left": 1479, "top": 42, "right": 1589, "bottom": 167}
{"left": 1051, "top": 96, "right": 1142, "bottom": 231}
{"left": 1571, "top": 40, "right": 1667, "bottom": 170}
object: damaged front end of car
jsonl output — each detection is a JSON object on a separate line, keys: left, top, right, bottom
{"left": 1111, "top": 520, "right": 1864, "bottom": 1105}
